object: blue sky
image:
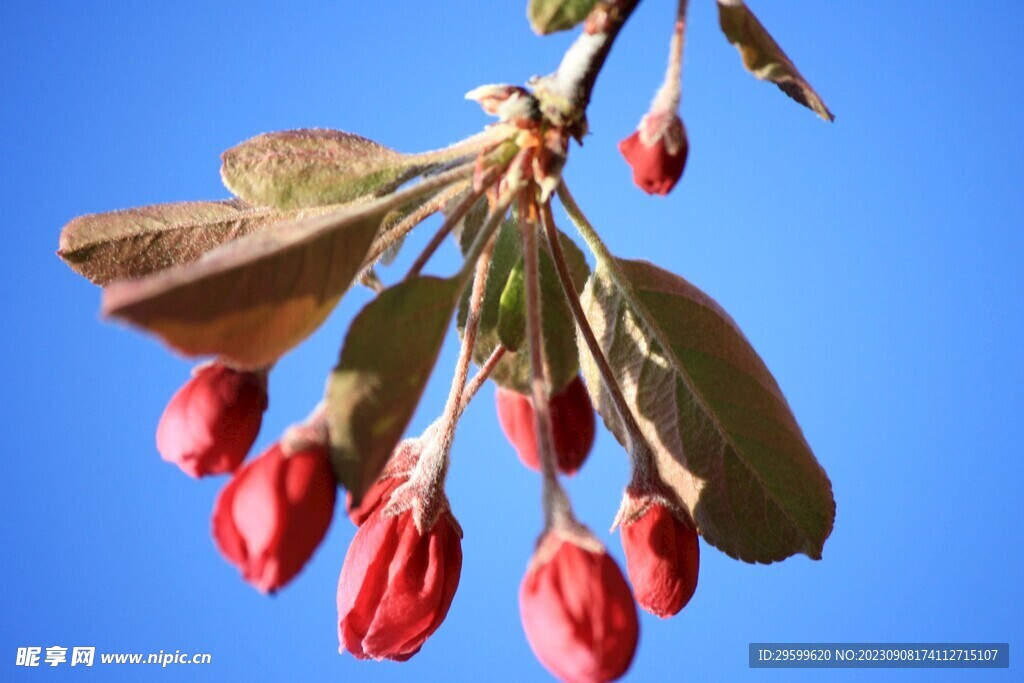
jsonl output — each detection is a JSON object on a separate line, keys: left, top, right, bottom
{"left": 2, "top": 1, "right": 1021, "bottom": 680}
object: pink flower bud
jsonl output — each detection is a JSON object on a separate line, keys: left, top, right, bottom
{"left": 520, "top": 532, "right": 639, "bottom": 683}
{"left": 618, "top": 111, "right": 689, "bottom": 196}
{"left": 156, "top": 363, "right": 267, "bottom": 477}
{"left": 338, "top": 504, "right": 462, "bottom": 661}
{"left": 212, "top": 442, "right": 336, "bottom": 593}
{"left": 619, "top": 495, "right": 699, "bottom": 618}
{"left": 495, "top": 375, "right": 595, "bottom": 476}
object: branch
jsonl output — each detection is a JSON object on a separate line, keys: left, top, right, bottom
{"left": 531, "top": 0, "right": 643, "bottom": 131}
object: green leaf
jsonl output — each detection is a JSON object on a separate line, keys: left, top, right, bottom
{"left": 221, "top": 129, "right": 418, "bottom": 210}
{"left": 453, "top": 192, "right": 489, "bottom": 252}
{"left": 497, "top": 259, "right": 526, "bottom": 352}
{"left": 717, "top": 0, "right": 834, "bottom": 121}
{"left": 57, "top": 199, "right": 329, "bottom": 286}
{"left": 528, "top": 0, "right": 599, "bottom": 35}
{"left": 458, "top": 218, "right": 590, "bottom": 394}
{"left": 221, "top": 127, "right": 508, "bottom": 211}
{"left": 326, "top": 276, "right": 462, "bottom": 500}
{"left": 101, "top": 171, "right": 465, "bottom": 368}
{"left": 579, "top": 257, "right": 834, "bottom": 563}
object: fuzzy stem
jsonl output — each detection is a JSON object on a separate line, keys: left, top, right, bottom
{"left": 361, "top": 181, "right": 467, "bottom": 270}
{"left": 406, "top": 167, "right": 501, "bottom": 279}
{"left": 280, "top": 400, "right": 328, "bottom": 455}
{"left": 552, "top": 184, "right": 671, "bottom": 489}
{"left": 532, "top": 0, "right": 642, "bottom": 129}
{"left": 409, "top": 231, "right": 497, "bottom": 498}
{"left": 650, "top": 0, "right": 689, "bottom": 114}
{"left": 407, "top": 124, "right": 514, "bottom": 167}
{"left": 521, "top": 194, "right": 573, "bottom": 530}
{"left": 457, "top": 345, "right": 507, "bottom": 418}
{"left": 540, "top": 200, "right": 656, "bottom": 485}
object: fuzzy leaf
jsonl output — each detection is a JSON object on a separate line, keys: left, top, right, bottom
{"left": 458, "top": 218, "right": 589, "bottom": 394}
{"left": 528, "top": 0, "right": 599, "bottom": 35}
{"left": 221, "top": 126, "right": 508, "bottom": 211}
{"left": 579, "top": 258, "right": 834, "bottom": 563}
{"left": 717, "top": 0, "right": 833, "bottom": 121}
{"left": 326, "top": 276, "right": 462, "bottom": 501}
{"left": 57, "top": 199, "right": 327, "bottom": 286}
{"left": 102, "top": 170, "right": 466, "bottom": 368}
{"left": 221, "top": 129, "right": 418, "bottom": 210}
{"left": 102, "top": 203, "right": 380, "bottom": 368}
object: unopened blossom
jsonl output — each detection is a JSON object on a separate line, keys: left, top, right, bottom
{"left": 618, "top": 492, "right": 699, "bottom": 618}
{"left": 618, "top": 110, "right": 688, "bottom": 196}
{"left": 495, "top": 375, "right": 595, "bottom": 476}
{"left": 212, "top": 442, "right": 336, "bottom": 593}
{"left": 338, "top": 502, "right": 463, "bottom": 661}
{"left": 520, "top": 531, "right": 639, "bottom": 683}
{"left": 156, "top": 362, "right": 267, "bottom": 477}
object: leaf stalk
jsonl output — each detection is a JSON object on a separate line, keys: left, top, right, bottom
{"left": 540, "top": 198, "right": 657, "bottom": 487}
{"left": 521, "top": 194, "right": 574, "bottom": 531}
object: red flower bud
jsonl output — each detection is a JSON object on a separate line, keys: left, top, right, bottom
{"left": 156, "top": 363, "right": 267, "bottom": 477}
{"left": 338, "top": 505, "right": 462, "bottom": 661}
{"left": 619, "top": 495, "right": 699, "bottom": 618}
{"left": 212, "top": 442, "right": 336, "bottom": 593}
{"left": 520, "top": 532, "right": 639, "bottom": 683}
{"left": 495, "top": 376, "right": 595, "bottom": 476}
{"left": 618, "top": 111, "right": 688, "bottom": 196}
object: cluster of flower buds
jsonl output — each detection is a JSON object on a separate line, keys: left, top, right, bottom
{"left": 142, "top": 8, "right": 708, "bottom": 672}
{"left": 58, "top": 0, "right": 839, "bottom": 673}
{"left": 148, "top": 360, "right": 697, "bottom": 678}
{"left": 513, "top": 482, "right": 700, "bottom": 682}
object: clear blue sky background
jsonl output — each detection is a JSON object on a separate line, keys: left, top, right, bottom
{"left": 2, "top": 1, "right": 1021, "bottom": 680}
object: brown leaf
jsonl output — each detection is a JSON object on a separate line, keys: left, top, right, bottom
{"left": 717, "top": 0, "right": 834, "bottom": 121}
{"left": 102, "top": 168, "right": 469, "bottom": 368}
{"left": 57, "top": 199, "right": 329, "bottom": 286}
